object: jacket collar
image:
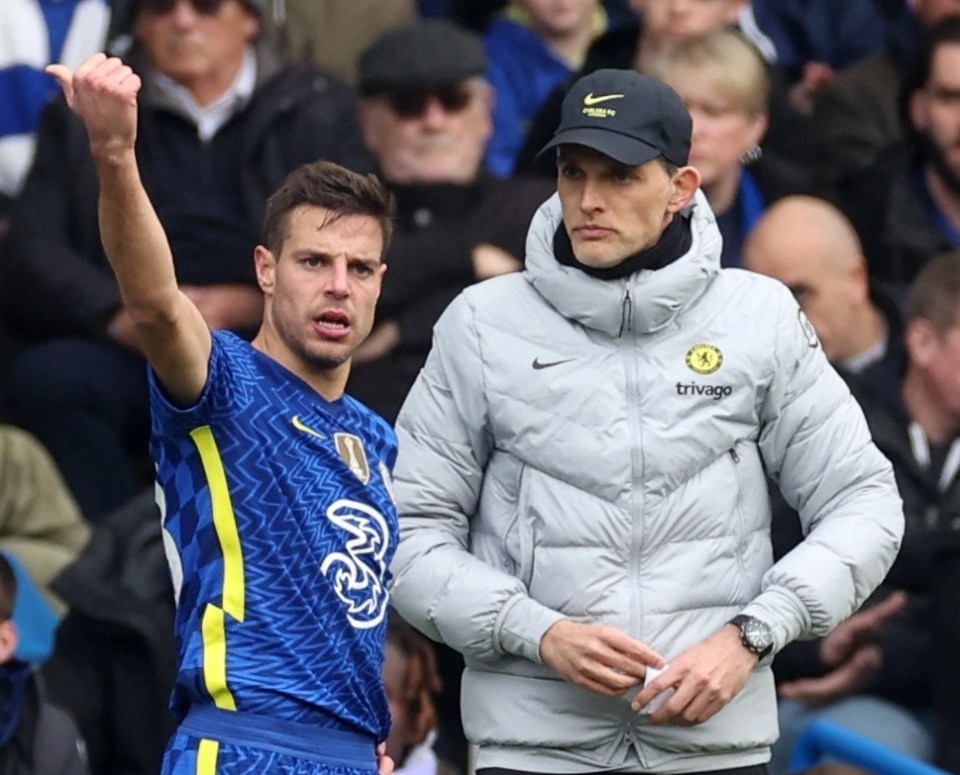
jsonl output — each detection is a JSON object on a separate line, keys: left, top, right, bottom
{"left": 524, "top": 189, "right": 722, "bottom": 337}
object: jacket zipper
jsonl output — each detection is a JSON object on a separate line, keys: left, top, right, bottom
{"left": 618, "top": 288, "right": 633, "bottom": 337}
{"left": 729, "top": 447, "right": 748, "bottom": 597}
{"left": 620, "top": 283, "right": 643, "bottom": 643}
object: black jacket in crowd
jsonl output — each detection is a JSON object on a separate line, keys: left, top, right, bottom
{"left": 1, "top": 39, "right": 373, "bottom": 343}
{"left": 41, "top": 490, "right": 176, "bottom": 775}
{"left": 347, "top": 173, "right": 554, "bottom": 423}
{"left": 0, "top": 661, "right": 89, "bottom": 775}
{"left": 839, "top": 139, "right": 956, "bottom": 285}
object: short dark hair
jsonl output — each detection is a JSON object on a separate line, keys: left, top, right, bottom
{"left": 906, "top": 16, "right": 960, "bottom": 99}
{"left": 907, "top": 249, "right": 960, "bottom": 333}
{"left": 0, "top": 554, "right": 17, "bottom": 622}
{"left": 262, "top": 161, "right": 395, "bottom": 259}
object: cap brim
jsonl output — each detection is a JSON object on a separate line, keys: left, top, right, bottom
{"left": 536, "top": 127, "right": 661, "bottom": 166}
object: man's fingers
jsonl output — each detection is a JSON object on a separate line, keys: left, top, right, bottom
{"left": 845, "top": 644, "right": 883, "bottom": 678}
{"left": 601, "top": 628, "right": 666, "bottom": 671}
{"left": 45, "top": 63, "right": 73, "bottom": 86}
{"left": 869, "top": 590, "right": 908, "bottom": 622}
{"left": 855, "top": 591, "right": 909, "bottom": 631}
{"left": 631, "top": 668, "right": 676, "bottom": 710}
{"left": 778, "top": 646, "right": 882, "bottom": 703}
{"left": 580, "top": 672, "right": 634, "bottom": 696}
{"left": 45, "top": 64, "right": 75, "bottom": 104}
{"left": 649, "top": 681, "right": 721, "bottom": 726}
{"left": 778, "top": 676, "right": 827, "bottom": 701}
{"left": 72, "top": 51, "right": 108, "bottom": 80}
{"left": 46, "top": 53, "right": 141, "bottom": 110}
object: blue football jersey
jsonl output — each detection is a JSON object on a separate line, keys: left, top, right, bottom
{"left": 150, "top": 331, "right": 398, "bottom": 740}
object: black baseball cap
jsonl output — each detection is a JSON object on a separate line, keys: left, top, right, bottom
{"left": 539, "top": 69, "right": 692, "bottom": 167}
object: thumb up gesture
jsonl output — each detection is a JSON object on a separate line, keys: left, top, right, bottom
{"left": 47, "top": 53, "right": 142, "bottom": 161}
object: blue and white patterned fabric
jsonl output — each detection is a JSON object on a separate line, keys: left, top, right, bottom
{"left": 0, "top": 0, "right": 110, "bottom": 197}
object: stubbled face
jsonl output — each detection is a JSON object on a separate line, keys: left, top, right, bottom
{"left": 662, "top": 68, "right": 766, "bottom": 188}
{"left": 516, "top": 0, "right": 599, "bottom": 37}
{"left": 632, "top": 0, "right": 745, "bottom": 43}
{"left": 135, "top": 0, "right": 257, "bottom": 97}
{"left": 557, "top": 146, "right": 679, "bottom": 268}
{"left": 256, "top": 206, "right": 386, "bottom": 377}
{"left": 359, "top": 78, "right": 493, "bottom": 185}
{"left": 912, "top": 44, "right": 960, "bottom": 193}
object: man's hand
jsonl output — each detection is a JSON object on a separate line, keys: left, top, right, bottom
{"left": 540, "top": 620, "right": 664, "bottom": 696}
{"left": 631, "top": 624, "right": 756, "bottom": 725}
{"left": 376, "top": 742, "right": 394, "bottom": 775}
{"left": 46, "top": 53, "right": 141, "bottom": 161}
{"left": 776, "top": 591, "right": 906, "bottom": 705}
{"left": 819, "top": 591, "right": 907, "bottom": 666}
{"left": 778, "top": 644, "right": 882, "bottom": 704}
{"left": 788, "top": 61, "right": 835, "bottom": 115}
{"left": 353, "top": 320, "right": 401, "bottom": 364}
{"left": 472, "top": 243, "right": 522, "bottom": 280}
{"left": 181, "top": 284, "right": 263, "bottom": 332}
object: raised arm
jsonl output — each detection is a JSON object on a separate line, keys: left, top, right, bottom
{"left": 47, "top": 54, "right": 212, "bottom": 405}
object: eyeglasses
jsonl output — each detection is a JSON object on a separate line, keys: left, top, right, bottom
{"left": 139, "top": 0, "right": 227, "bottom": 16}
{"left": 386, "top": 85, "right": 473, "bottom": 119}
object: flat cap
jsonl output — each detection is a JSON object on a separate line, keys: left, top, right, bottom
{"left": 358, "top": 19, "right": 486, "bottom": 95}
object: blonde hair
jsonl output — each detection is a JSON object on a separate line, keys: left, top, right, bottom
{"left": 643, "top": 27, "right": 770, "bottom": 115}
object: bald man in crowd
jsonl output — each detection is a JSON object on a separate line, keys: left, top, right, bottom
{"left": 744, "top": 196, "right": 936, "bottom": 773}
{"left": 743, "top": 195, "right": 905, "bottom": 398}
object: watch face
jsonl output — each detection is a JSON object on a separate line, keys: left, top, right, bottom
{"left": 743, "top": 619, "right": 773, "bottom": 651}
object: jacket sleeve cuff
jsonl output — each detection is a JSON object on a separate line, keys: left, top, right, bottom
{"left": 740, "top": 585, "right": 811, "bottom": 656}
{"left": 494, "top": 594, "right": 566, "bottom": 664}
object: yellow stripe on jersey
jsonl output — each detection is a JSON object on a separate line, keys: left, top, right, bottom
{"left": 201, "top": 604, "right": 237, "bottom": 710}
{"left": 196, "top": 738, "right": 220, "bottom": 775}
{"left": 190, "top": 426, "right": 245, "bottom": 622}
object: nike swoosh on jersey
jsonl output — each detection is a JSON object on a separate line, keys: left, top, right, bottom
{"left": 291, "top": 415, "right": 327, "bottom": 439}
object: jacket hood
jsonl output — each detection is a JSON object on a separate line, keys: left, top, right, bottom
{"left": 524, "top": 188, "right": 722, "bottom": 336}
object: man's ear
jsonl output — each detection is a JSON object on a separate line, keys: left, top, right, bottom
{"left": 0, "top": 619, "right": 19, "bottom": 663}
{"left": 254, "top": 244, "right": 277, "bottom": 295}
{"left": 668, "top": 165, "right": 702, "bottom": 213}
{"left": 906, "top": 318, "right": 939, "bottom": 367}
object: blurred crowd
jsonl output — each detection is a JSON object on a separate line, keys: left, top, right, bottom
{"left": 2, "top": 0, "right": 960, "bottom": 773}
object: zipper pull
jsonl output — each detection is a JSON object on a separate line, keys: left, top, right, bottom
{"left": 618, "top": 288, "right": 632, "bottom": 337}
{"left": 730, "top": 448, "right": 740, "bottom": 463}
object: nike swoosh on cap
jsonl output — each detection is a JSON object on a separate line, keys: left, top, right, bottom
{"left": 582, "top": 92, "right": 624, "bottom": 106}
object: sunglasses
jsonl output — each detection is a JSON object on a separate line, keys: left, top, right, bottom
{"left": 386, "top": 85, "right": 473, "bottom": 119}
{"left": 140, "top": 0, "right": 227, "bottom": 16}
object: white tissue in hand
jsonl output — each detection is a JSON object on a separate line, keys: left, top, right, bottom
{"left": 636, "top": 663, "right": 673, "bottom": 715}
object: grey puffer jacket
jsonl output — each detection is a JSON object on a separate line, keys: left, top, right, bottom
{"left": 389, "top": 191, "right": 903, "bottom": 773}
